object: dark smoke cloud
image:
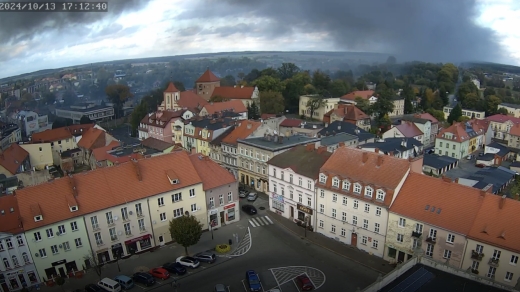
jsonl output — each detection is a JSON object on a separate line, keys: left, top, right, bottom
{"left": 0, "top": 0, "right": 148, "bottom": 44}
{"left": 178, "top": 0, "right": 505, "bottom": 63}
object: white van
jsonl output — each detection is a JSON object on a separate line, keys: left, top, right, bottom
{"left": 98, "top": 278, "right": 121, "bottom": 292}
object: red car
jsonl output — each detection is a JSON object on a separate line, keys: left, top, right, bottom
{"left": 149, "top": 267, "right": 170, "bottom": 280}
{"left": 295, "top": 275, "right": 314, "bottom": 291}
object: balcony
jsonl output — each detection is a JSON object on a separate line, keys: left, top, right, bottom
{"left": 488, "top": 258, "right": 500, "bottom": 267}
{"left": 425, "top": 237, "right": 436, "bottom": 244}
{"left": 412, "top": 231, "right": 422, "bottom": 238}
{"left": 471, "top": 250, "right": 484, "bottom": 261}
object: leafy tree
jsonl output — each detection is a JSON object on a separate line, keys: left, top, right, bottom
{"left": 328, "top": 79, "right": 349, "bottom": 97}
{"left": 244, "top": 69, "right": 261, "bottom": 83}
{"left": 80, "top": 115, "right": 92, "bottom": 124}
{"left": 260, "top": 67, "right": 279, "bottom": 78}
{"left": 43, "top": 91, "right": 56, "bottom": 104}
{"left": 377, "top": 114, "right": 392, "bottom": 131}
{"left": 372, "top": 96, "right": 394, "bottom": 119}
{"left": 457, "top": 81, "right": 478, "bottom": 104}
{"left": 52, "top": 118, "right": 73, "bottom": 129}
{"left": 404, "top": 97, "right": 414, "bottom": 114}
{"left": 447, "top": 103, "right": 462, "bottom": 125}
{"left": 84, "top": 250, "right": 104, "bottom": 280}
{"left": 105, "top": 84, "right": 133, "bottom": 118}
{"left": 305, "top": 97, "right": 326, "bottom": 119}
{"left": 169, "top": 214, "right": 203, "bottom": 255}
{"left": 55, "top": 276, "right": 65, "bottom": 291}
{"left": 209, "top": 95, "right": 229, "bottom": 102}
{"left": 485, "top": 95, "right": 502, "bottom": 115}
{"left": 252, "top": 75, "right": 284, "bottom": 92}
{"left": 62, "top": 90, "right": 77, "bottom": 105}
{"left": 248, "top": 101, "right": 261, "bottom": 120}
{"left": 21, "top": 92, "right": 33, "bottom": 104}
{"left": 483, "top": 87, "right": 496, "bottom": 97}
{"left": 311, "top": 70, "right": 331, "bottom": 93}
{"left": 354, "top": 97, "right": 372, "bottom": 115}
{"left": 497, "top": 107, "right": 509, "bottom": 115}
{"left": 220, "top": 75, "right": 236, "bottom": 87}
{"left": 402, "top": 84, "right": 415, "bottom": 114}
{"left": 259, "top": 91, "right": 285, "bottom": 114}
{"left": 130, "top": 101, "right": 149, "bottom": 136}
{"left": 458, "top": 116, "right": 470, "bottom": 122}
{"left": 462, "top": 93, "right": 480, "bottom": 110}
{"left": 426, "top": 108, "right": 445, "bottom": 122}
{"left": 277, "top": 63, "right": 300, "bottom": 80}
{"left": 237, "top": 72, "right": 245, "bottom": 81}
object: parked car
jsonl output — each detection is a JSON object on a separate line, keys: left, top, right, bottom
{"left": 176, "top": 256, "right": 200, "bottom": 268}
{"left": 85, "top": 284, "right": 104, "bottom": 292}
{"left": 113, "top": 275, "right": 134, "bottom": 290}
{"left": 214, "top": 284, "right": 227, "bottom": 292}
{"left": 98, "top": 278, "right": 121, "bottom": 292}
{"left": 242, "top": 204, "right": 257, "bottom": 215}
{"left": 149, "top": 267, "right": 170, "bottom": 280}
{"left": 132, "top": 272, "right": 155, "bottom": 287}
{"left": 162, "top": 262, "right": 187, "bottom": 275}
{"left": 245, "top": 270, "right": 262, "bottom": 292}
{"left": 466, "top": 155, "right": 474, "bottom": 160}
{"left": 476, "top": 163, "right": 486, "bottom": 168}
{"left": 239, "top": 190, "right": 249, "bottom": 198}
{"left": 295, "top": 275, "right": 314, "bottom": 291}
{"left": 193, "top": 252, "right": 216, "bottom": 263}
{"left": 247, "top": 193, "right": 258, "bottom": 201}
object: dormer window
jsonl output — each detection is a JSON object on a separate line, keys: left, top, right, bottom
{"left": 166, "top": 169, "right": 180, "bottom": 185}
{"left": 34, "top": 215, "right": 42, "bottom": 222}
{"left": 69, "top": 206, "right": 78, "bottom": 212}
{"left": 342, "top": 180, "right": 350, "bottom": 191}
{"left": 332, "top": 177, "right": 339, "bottom": 188}
{"left": 376, "top": 190, "right": 385, "bottom": 201}
{"left": 353, "top": 183, "right": 361, "bottom": 194}
{"left": 365, "top": 187, "right": 373, "bottom": 198}
{"left": 319, "top": 174, "right": 327, "bottom": 184}
{"left": 171, "top": 179, "right": 179, "bottom": 184}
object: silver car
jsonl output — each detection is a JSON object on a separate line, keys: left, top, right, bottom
{"left": 214, "top": 284, "right": 227, "bottom": 292}
{"left": 239, "top": 190, "right": 248, "bottom": 198}
{"left": 247, "top": 193, "right": 258, "bottom": 201}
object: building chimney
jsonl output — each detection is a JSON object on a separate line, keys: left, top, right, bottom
{"left": 306, "top": 143, "right": 314, "bottom": 151}
{"left": 377, "top": 155, "right": 383, "bottom": 167}
{"left": 273, "top": 135, "right": 279, "bottom": 143}
{"left": 338, "top": 142, "right": 345, "bottom": 147}
{"left": 375, "top": 148, "right": 379, "bottom": 153}
{"left": 317, "top": 146, "right": 327, "bottom": 154}
{"left": 191, "top": 147, "right": 197, "bottom": 154}
{"left": 362, "top": 152, "right": 368, "bottom": 163}
{"left": 441, "top": 175, "right": 452, "bottom": 183}
{"left": 499, "top": 195, "right": 506, "bottom": 209}
{"left": 455, "top": 178, "right": 459, "bottom": 183}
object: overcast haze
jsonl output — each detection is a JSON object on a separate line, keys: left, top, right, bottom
{"left": 0, "top": 0, "right": 519, "bottom": 79}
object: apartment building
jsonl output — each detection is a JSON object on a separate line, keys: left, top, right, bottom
{"left": 399, "top": 115, "right": 432, "bottom": 146}
{"left": 298, "top": 96, "right": 340, "bottom": 121}
{"left": 382, "top": 122, "right": 424, "bottom": 144}
{"left": 486, "top": 114, "right": 520, "bottom": 141}
{"left": 443, "top": 106, "right": 485, "bottom": 120}
{"left": 497, "top": 103, "right": 520, "bottom": 118}
{"left": 322, "top": 104, "right": 371, "bottom": 131}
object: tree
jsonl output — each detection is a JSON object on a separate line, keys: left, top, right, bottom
{"left": 497, "top": 107, "right": 509, "bottom": 115}
{"left": 372, "top": 96, "right": 394, "bottom": 119}
{"left": 462, "top": 93, "right": 481, "bottom": 110}
{"left": 377, "top": 114, "right": 392, "bottom": 131}
{"left": 169, "top": 214, "right": 203, "bottom": 255}
{"left": 84, "top": 250, "right": 104, "bottom": 280}
{"left": 220, "top": 75, "right": 236, "bottom": 87}
{"left": 52, "top": 117, "right": 73, "bottom": 129}
{"left": 277, "top": 63, "right": 300, "bottom": 80}
{"left": 244, "top": 69, "right": 261, "bottom": 83}
{"left": 105, "top": 84, "right": 133, "bottom": 118}
{"left": 404, "top": 97, "right": 414, "bottom": 114}
{"left": 259, "top": 91, "right": 285, "bottom": 114}
{"left": 447, "top": 103, "right": 462, "bottom": 125}
{"left": 458, "top": 116, "right": 470, "bottom": 122}
{"left": 328, "top": 79, "right": 349, "bottom": 97}
{"left": 61, "top": 90, "right": 76, "bottom": 105}
{"left": 55, "top": 276, "right": 65, "bottom": 291}
{"left": 209, "top": 95, "right": 229, "bottom": 102}
{"left": 43, "top": 91, "right": 56, "bottom": 104}
{"left": 252, "top": 75, "right": 284, "bottom": 92}
{"left": 21, "top": 92, "right": 33, "bottom": 104}
{"left": 305, "top": 97, "right": 326, "bottom": 119}
{"left": 260, "top": 67, "right": 279, "bottom": 78}
{"left": 426, "top": 108, "right": 445, "bottom": 122}
{"left": 130, "top": 101, "right": 149, "bottom": 137}
{"left": 311, "top": 70, "right": 331, "bottom": 93}
{"left": 248, "top": 101, "right": 261, "bottom": 120}
{"left": 80, "top": 115, "right": 92, "bottom": 124}
{"left": 173, "top": 81, "right": 185, "bottom": 92}
{"left": 354, "top": 97, "right": 372, "bottom": 115}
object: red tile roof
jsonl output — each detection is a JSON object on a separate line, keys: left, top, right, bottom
{"left": 221, "top": 121, "right": 261, "bottom": 145}
{"left": 141, "top": 137, "right": 174, "bottom": 151}
{"left": 340, "top": 90, "right": 375, "bottom": 101}
{"left": 0, "top": 195, "right": 23, "bottom": 234}
{"left": 140, "top": 110, "right": 185, "bottom": 128}
{"left": 416, "top": 113, "right": 439, "bottom": 124}
{"left": 15, "top": 151, "right": 203, "bottom": 231}
{"left": 509, "top": 123, "right": 520, "bottom": 136}
{"left": 189, "top": 154, "right": 236, "bottom": 190}
{"left": 390, "top": 173, "right": 484, "bottom": 235}
{"left": 0, "top": 144, "right": 29, "bottom": 174}
{"left": 394, "top": 122, "right": 424, "bottom": 137}
{"left": 486, "top": 114, "right": 520, "bottom": 124}
{"left": 261, "top": 114, "right": 277, "bottom": 120}
{"left": 164, "top": 82, "right": 179, "bottom": 93}
{"left": 469, "top": 194, "right": 520, "bottom": 252}
{"left": 178, "top": 91, "right": 208, "bottom": 110}
{"left": 202, "top": 100, "right": 247, "bottom": 115}
{"left": 77, "top": 127, "right": 106, "bottom": 150}
{"left": 211, "top": 87, "right": 255, "bottom": 100}
{"left": 436, "top": 120, "right": 486, "bottom": 143}
{"left": 32, "top": 127, "right": 72, "bottom": 143}
{"left": 323, "top": 104, "right": 369, "bottom": 123}
{"left": 196, "top": 69, "right": 220, "bottom": 83}
{"left": 280, "top": 118, "right": 303, "bottom": 127}
{"left": 92, "top": 141, "right": 120, "bottom": 162}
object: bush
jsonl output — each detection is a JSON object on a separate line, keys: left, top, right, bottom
{"left": 215, "top": 244, "right": 231, "bottom": 254}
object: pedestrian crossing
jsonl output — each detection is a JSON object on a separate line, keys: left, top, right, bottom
{"left": 248, "top": 215, "right": 274, "bottom": 228}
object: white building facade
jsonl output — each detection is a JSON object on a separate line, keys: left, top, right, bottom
{"left": 0, "top": 233, "right": 40, "bottom": 291}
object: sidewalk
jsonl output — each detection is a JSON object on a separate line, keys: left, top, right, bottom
{"left": 268, "top": 210, "right": 396, "bottom": 275}
{"left": 39, "top": 223, "right": 248, "bottom": 291}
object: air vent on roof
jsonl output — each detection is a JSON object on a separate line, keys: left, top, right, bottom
{"left": 424, "top": 205, "right": 430, "bottom": 210}
{"left": 430, "top": 206, "right": 436, "bottom": 212}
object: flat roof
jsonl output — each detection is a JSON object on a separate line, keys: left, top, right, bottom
{"left": 56, "top": 105, "right": 113, "bottom": 113}
{"left": 238, "top": 135, "right": 319, "bottom": 151}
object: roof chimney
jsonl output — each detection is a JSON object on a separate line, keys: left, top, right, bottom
{"left": 317, "top": 146, "right": 327, "bottom": 154}
{"left": 376, "top": 155, "right": 383, "bottom": 167}
{"left": 191, "top": 147, "right": 197, "bottom": 154}
{"left": 441, "top": 175, "right": 452, "bottom": 183}
{"left": 375, "top": 148, "right": 379, "bottom": 153}
{"left": 306, "top": 143, "right": 314, "bottom": 151}
{"left": 362, "top": 152, "right": 368, "bottom": 163}
{"left": 273, "top": 135, "right": 279, "bottom": 143}
{"left": 338, "top": 142, "right": 345, "bottom": 147}
{"left": 337, "top": 125, "right": 341, "bottom": 130}
{"left": 133, "top": 159, "right": 142, "bottom": 181}
{"left": 499, "top": 195, "right": 506, "bottom": 209}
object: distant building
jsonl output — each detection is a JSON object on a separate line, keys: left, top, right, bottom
{"left": 318, "top": 121, "right": 376, "bottom": 145}
{"left": 298, "top": 96, "right": 339, "bottom": 121}
{"left": 443, "top": 105, "right": 485, "bottom": 120}
{"left": 10, "top": 110, "right": 49, "bottom": 137}
{"left": 359, "top": 138, "right": 423, "bottom": 160}
{"left": 323, "top": 104, "right": 371, "bottom": 131}
{"left": 55, "top": 103, "right": 114, "bottom": 124}
{"left": 0, "top": 124, "right": 21, "bottom": 150}
{"left": 279, "top": 119, "right": 323, "bottom": 138}
{"left": 497, "top": 103, "right": 520, "bottom": 118}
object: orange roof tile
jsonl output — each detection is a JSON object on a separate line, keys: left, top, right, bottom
{"left": 0, "top": 143, "right": 29, "bottom": 174}
{"left": 280, "top": 118, "right": 303, "bottom": 127}
{"left": 468, "top": 195, "right": 520, "bottom": 253}
{"left": 189, "top": 154, "right": 236, "bottom": 190}
{"left": 0, "top": 195, "right": 23, "bottom": 234}
{"left": 436, "top": 120, "right": 486, "bottom": 143}
{"left": 141, "top": 137, "right": 174, "bottom": 151}
{"left": 196, "top": 69, "right": 220, "bottom": 83}
{"left": 394, "top": 122, "right": 424, "bottom": 137}
{"left": 140, "top": 110, "right": 184, "bottom": 128}
{"left": 221, "top": 121, "right": 261, "bottom": 145}
{"left": 77, "top": 127, "right": 106, "bottom": 150}
{"left": 261, "top": 114, "right": 277, "bottom": 120}
{"left": 31, "top": 127, "right": 72, "bottom": 143}
{"left": 15, "top": 151, "right": 203, "bottom": 231}
{"left": 178, "top": 91, "right": 208, "bottom": 110}
{"left": 164, "top": 82, "right": 179, "bottom": 93}
{"left": 486, "top": 114, "right": 520, "bottom": 124}
{"left": 92, "top": 141, "right": 120, "bottom": 162}
{"left": 211, "top": 87, "right": 255, "bottom": 100}
{"left": 340, "top": 90, "right": 375, "bottom": 101}
{"left": 390, "top": 173, "right": 484, "bottom": 234}
{"left": 324, "top": 104, "right": 369, "bottom": 121}
{"left": 203, "top": 100, "right": 247, "bottom": 115}
{"left": 416, "top": 113, "right": 438, "bottom": 124}
{"left": 509, "top": 123, "right": 520, "bottom": 136}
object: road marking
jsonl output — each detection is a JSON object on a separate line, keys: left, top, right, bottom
{"left": 259, "top": 217, "right": 269, "bottom": 225}
{"left": 293, "top": 279, "right": 301, "bottom": 291}
{"left": 134, "top": 284, "right": 147, "bottom": 290}
{"left": 255, "top": 218, "right": 265, "bottom": 225}
{"left": 241, "top": 279, "right": 248, "bottom": 292}
{"left": 268, "top": 266, "right": 326, "bottom": 290}
{"left": 264, "top": 216, "right": 274, "bottom": 224}
{"left": 249, "top": 219, "right": 257, "bottom": 227}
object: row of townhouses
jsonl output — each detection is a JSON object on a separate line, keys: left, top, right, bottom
{"left": 266, "top": 146, "right": 520, "bottom": 288}
{"left": 0, "top": 150, "right": 239, "bottom": 290}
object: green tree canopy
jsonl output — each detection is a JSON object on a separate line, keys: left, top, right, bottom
{"left": 305, "top": 97, "right": 326, "bottom": 119}
{"left": 485, "top": 95, "right": 502, "bottom": 115}
{"left": 251, "top": 75, "right": 284, "bottom": 92}
{"left": 447, "top": 103, "right": 463, "bottom": 125}
{"left": 328, "top": 79, "right": 350, "bottom": 97}
{"left": 259, "top": 91, "right": 285, "bottom": 114}
{"left": 497, "top": 107, "right": 509, "bottom": 115}
{"left": 105, "top": 84, "right": 133, "bottom": 117}
{"left": 130, "top": 101, "right": 149, "bottom": 137}
{"left": 311, "top": 70, "right": 331, "bottom": 93}
{"left": 354, "top": 97, "right": 372, "bottom": 115}
{"left": 52, "top": 117, "right": 73, "bottom": 129}
{"left": 372, "top": 95, "right": 394, "bottom": 119}
{"left": 247, "top": 101, "right": 261, "bottom": 120}
{"left": 62, "top": 90, "right": 77, "bottom": 105}
{"left": 277, "top": 63, "right": 300, "bottom": 80}
{"left": 220, "top": 75, "right": 236, "bottom": 87}
{"left": 426, "top": 108, "right": 445, "bottom": 122}
{"left": 80, "top": 115, "right": 92, "bottom": 124}
{"left": 169, "top": 214, "right": 203, "bottom": 255}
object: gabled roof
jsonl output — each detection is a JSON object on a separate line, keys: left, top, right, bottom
{"left": 0, "top": 144, "right": 29, "bottom": 175}
{"left": 324, "top": 104, "right": 369, "bottom": 121}
{"left": 141, "top": 137, "right": 174, "bottom": 151}
{"left": 177, "top": 91, "right": 208, "bottom": 110}
{"left": 416, "top": 113, "right": 439, "bottom": 124}
{"left": 77, "top": 127, "right": 105, "bottom": 150}
{"left": 67, "top": 124, "right": 95, "bottom": 136}
{"left": 268, "top": 145, "right": 332, "bottom": 179}
{"left": 140, "top": 110, "right": 185, "bottom": 128}
{"left": 340, "top": 90, "right": 375, "bottom": 101}
{"left": 436, "top": 120, "right": 486, "bottom": 143}
{"left": 15, "top": 151, "right": 203, "bottom": 231}
{"left": 468, "top": 194, "right": 520, "bottom": 253}
{"left": 92, "top": 141, "right": 120, "bottom": 162}
{"left": 318, "top": 121, "right": 375, "bottom": 142}
{"left": 279, "top": 118, "right": 303, "bottom": 127}
{"left": 31, "top": 127, "right": 72, "bottom": 143}
{"left": 164, "top": 82, "right": 179, "bottom": 93}
{"left": 189, "top": 154, "right": 236, "bottom": 190}
{"left": 211, "top": 87, "right": 255, "bottom": 100}
{"left": 0, "top": 195, "right": 23, "bottom": 234}
{"left": 391, "top": 173, "right": 484, "bottom": 235}
{"left": 509, "top": 123, "right": 520, "bottom": 136}
{"left": 196, "top": 69, "right": 220, "bottom": 83}
{"left": 393, "top": 122, "right": 424, "bottom": 137}
{"left": 202, "top": 100, "right": 247, "bottom": 115}
{"left": 221, "top": 120, "right": 261, "bottom": 145}
{"left": 486, "top": 114, "right": 520, "bottom": 124}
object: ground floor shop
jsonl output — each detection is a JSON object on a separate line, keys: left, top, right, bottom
{"left": 269, "top": 193, "right": 315, "bottom": 228}
{"left": 384, "top": 245, "right": 414, "bottom": 264}
{"left": 43, "top": 259, "right": 79, "bottom": 281}
{"left": 207, "top": 202, "right": 240, "bottom": 230}
{"left": 239, "top": 170, "right": 268, "bottom": 193}
{"left": 94, "top": 234, "right": 154, "bottom": 264}
{"left": 0, "top": 267, "right": 39, "bottom": 291}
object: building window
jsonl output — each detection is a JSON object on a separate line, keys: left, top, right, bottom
{"left": 173, "top": 208, "right": 183, "bottom": 218}
{"left": 190, "top": 189, "right": 196, "bottom": 197}
{"left": 298, "top": 194, "right": 303, "bottom": 203}
{"left": 364, "top": 203, "right": 370, "bottom": 213}
{"left": 39, "top": 248, "right": 47, "bottom": 258}
{"left": 319, "top": 174, "right": 327, "bottom": 184}
{"left": 273, "top": 184, "right": 277, "bottom": 193}
{"left": 307, "top": 180, "right": 312, "bottom": 189}
{"left": 124, "top": 223, "right": 131, "bottom": 236}
{"left": 332, "top": 209, "right": 336, "bottom": 218}
{"left": 62, "top": 241, "right": 70, "bottom": 251}
{"left": 374, "top": 223, "right": 380, "bottom": 233}
{"left": 138, "top": 219, "right": 145, "bottom": 231}
{"left": 342, "top": 212, "right": 347, "bottom": 222}
{"left": 22, "top": 253, "right": 30, "bottom": 264}
{"left": 332, "top": 194, "right": 337, "bottom": 202}
{"left": 12, "top": 255, "right": 19, "bottom": 267}
{"left": 290, "top": 191, "right": 294, "bottom": 200}
{"left": 426, "top": 244, "right": 434, "bottom": 257}
{"left": 307, "top": 197, "right": 311, "bottom": 206}
{"left": 319, "top": 204, "right": 324, "bottom": 213}
{"left": 191, "top": 204, "right": 198, "bottom": 212}
{"left": 332, "top": 178, "right": 339, "bottom": 187}
{"left": 361, "top": 236, "right": 367, "bottom": 245}
{"left": 16, "top": 235, "right": 24, "bottom": 246}
{"left": 106, "top": 212, "right": 114, "bottom": 225}
{"left": 172, "top": 193, "right": 182, "bottom": 202}
{"left": 95, "top": 232, "right": 103, "bottom": 245}
{"left": 75, "top": 238, "right": 82, "bottom": 247}
{"left": 429, "top": 228, "right": 437, "bottom": 240}
{"left": 228, "top": 192, "right": 232, "bottom": 202}
{"left": 352, "top": 216, "right": 357, "bottom": 226}
{"left": 340, "top": 228, "right": 346, "bottom": 237}
{"left": 397, "top": 234, "right": 404, "bottom": 243}
{"left": 353, "top": 200, "right": 358, "bottom": 209}
{"left": 46, "top": 228, "right": 54, "bottom": 238}
{"left": 342, "top": 180, "right": 350, "bottom": 190}
{"left": 121, "top": 207, "right": 129, "bottom": 221}
{"left": 51, "top": 245, "right": 59, "bottom": 254}
{"left": 492, "top": 250, "right": 501, "bottom": 260}
{"left": 289, "top": 174, "right": 293, "bottom": 183}
{"left": 376, "top": 190, "right": 385, "bottom": 201}
{"left": 505, "top": 272, "right": 514, "bottom": 282}
{"left": 70, "top": 221, "right": 78, "bottom": 231}
{"left": 319, "top": 220, "right": 324, "bottom": 228}
{"left": 412, "top": 238, "right": 419, "bottom": 249}
{"left": 299, "top": 177, "right": 302, "bottom": 186}
{"left": 342, "top": 196, "right": 347, "bottom": 205}
{"left": 353, "top": 183, "right": 361, "bottom": 194}
{"left": 219, "top": 195, "right": 224, "bottom": 206}
{"left": 34, "top": 232, "right": 41, "bottom": 242}
{"left": 320, "top": 190, "right": 325, "bottom": 198}
{"left": 281, "top": 171, "right": 284, "bottom": 180}
{"left": 415, "top": 223, "right": 423, "bottom": 234}
{"left": 398, "top": 218, "right": 406, "bottom": 227}
{"left": 160, "top": 213, "right": 167, "bottom": 221}
{"left": 510, "top": 255, "right": 518, "bottom": 265}
{"left": 363, "top": 219, "right": 368, "bottom": 229}
{"left": 58, "top": 225, "right": 66, "bottom": 234}
{"left": 364, "top": 187, "right": 373, "bottom": 198}
{"left": 209, "top": 197, "right": 214, "bottom": 208}
{"left": 487, "top": 267, "right": 496, "bottom": 278}
{"left": 135, "top": 203, "right": 143, "bottom": 216}
{"left": 375, "top": 207, "right": 381, "bottom": 216}
{"left": 158, "top": 197, "right": 164, "bottom": 206}
{"left": 331, "top": 225, "right": 336, "bottom": 233}
{"left": 446, "top": 234, "right": 455, "bottom": 244}
{"left": 443, "top": 249, "right": 452, "bottom": 259}
{"left": 372, "top": 240, "right": 379, "bottom": 249}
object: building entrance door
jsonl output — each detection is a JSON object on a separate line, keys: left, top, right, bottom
{"left": 351, "top": 233, "right": 357, "bottom": 247}
{"left": 220, "top": 211, "right": 225, "bottom": 224}
{"left": 58, "top": 267, "right": 66, "bottom": 278}
{"left": 290, "top": 206, "right": 294, "bottom": 218}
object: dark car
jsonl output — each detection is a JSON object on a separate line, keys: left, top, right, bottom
{"left": 132, "top": 272, "right": 155, "bottom": 287}
{"left": 162, "top": 262, "right": 187, "bottom": 275}
{"left": 242, "top": 204, "right": 257, "bottom": 215}
{"left": 295, "top": 275, "right": 314, "bottom": 291}
{"left": 476, "top": 163, "right": 486, "bottom": 168}
{"left": 84, "top": 284, "right": 104, "bottom": 292}
{"left": 245, "top": 270, "right": 262, "bottom": 292}
{"left": 194, "top": 252, "right": 216, "bottom": 263}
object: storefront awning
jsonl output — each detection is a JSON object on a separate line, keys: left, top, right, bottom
{"left": 124, "top": 234, "right": 151, "bottom": 245}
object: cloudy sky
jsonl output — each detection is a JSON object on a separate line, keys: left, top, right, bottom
{"left": 0, "top": 0, "right": 519, "bottom": 79}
